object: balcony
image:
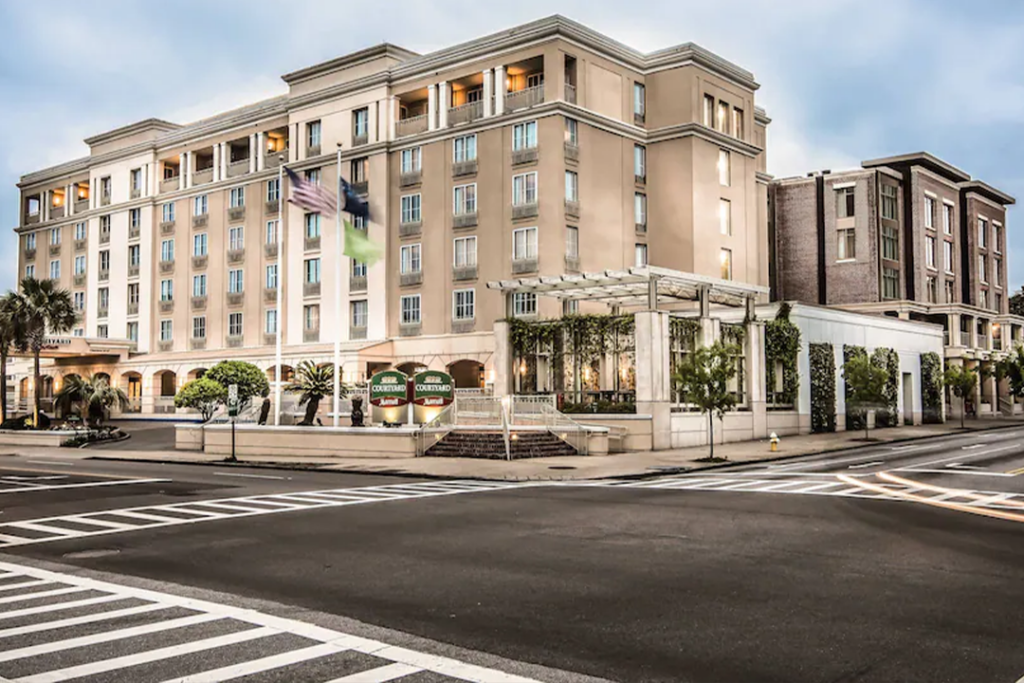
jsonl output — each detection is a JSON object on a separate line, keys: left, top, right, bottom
{"left": 99, "top": 231, "right": 110, "bottom": 245}
{"left": 129, "top": 225, "right": 140, "bottom": 240}
{"left": 23, "top": 248, "right": 35, "bottom": 261}
{"left": 74, "top": 199, "right": 89, "bottom": 213}
{"left": 227, "top": 292, "right": 244, "bottom": 307}
{"left": 227, "top": 336, "right": 244, "bottom": 348}
{"left": 400, "top": 170, "right": 422, "bottom": 187}
{"left": 512, "top": 202, "right": 538, "bottom": 220}
{"left": 190, "top": 338, "right": 206, "bottom": 351}
{"left": 193, "top": 169, "right": 213, "bottom": 186}
{"left": 98, "top": 307, "right": 109, "bottom": 319}
{"left": 635, "top": 222, "right": 647, "bottom": 234}
{"left": 400, "top": 271, "right": 422, "bottom": 287}
{"left": 565, "top": 256, "right": 580, "bottom": 273}
{"left": 304, "top": 282, "right": 321, "bottom": 297}
{"left": 352, "top": 133, "right": 368, "bottom": 147}
{"left": 192, "top": 255, "right": 208, "bottom": 269}
{"left": 399, "top": 323, "right": 421, "bottom": 337}
{"left": 158, "top": 340, "right": 174, "bottom": 353}
{"left": 160, "top": 177, "right": 180, "bottom": 193}
{"left": 453, "top": 265, "right": 477, "bottom": 281}
{"left": 128, "top": 303, "right": 139, "bottom": 316}
{"left": 564, "top": 84, "right": 577, "bottom": 104}
{"left": 228, "top": 206, "right": 245, "bottom": 221}
{"left": 452, "top": 319, "right": 475, "bottom": 334}
{"left": 396, "top": 115, "right": 428, "bottom": 138}
{"left": 505, "top": 85, "right": 544, "bottom": 113}
{"left": 25, "top": 213, "right": 40, "bottom": 225}
{"left": 227, "top": 249, "right": 245, "bottom": 264}
{"left": 128, "top": 264, "right": 140, "bottom": 278}
{"left": 512, "top": 258, "right": 538, "bottom": 274}
{"left": 303, "top": 329, "right": 320, "bottom": 343}
{"left": 349, "top": 275, "right": 367, "bottom": 292}
{"left": 565, "top": 200, "right": 580, "bottom": 219}
{"left": 399, "top": 220, "right": 422, "bottom": 238}
{"left": 227, "top": 160, "right": 249, "bottom": 178}
{"left": 263, "top": 333, "right": 277, "bottom": 346}
{"left": 131, "top": 188, "right": 142, "bottom": 200}
{"left": 192, "top": 214, "right": 208, "bottom": 229}
{"left": 98, "top": 269, "right": 109, "bottom": 283}
{"left": 49, "top": 243, "right": 61, "bottom": 257}
{"left": 452, "top": 160, "right": 477, "bottom": 178}
{"left": 100, "top": 192, "right": 111, "bottom": 207}
{"left": 307, "top": 144, "right": 321, "bottom": 158}
{"left": 453, "top": 212, "right": 477, "bottom": 229}
{"left": 564, "top": 143, "right": 578, "bottom": 163}
{"left": 73, "top": 274, "right": 86, "bottom": 287}
{"left": 448, "top": 101, "right": 483, "bottom": 126}
{"left": 160, "top": 221, "right": 175, "bottom": 235}
{"left": 191, "top": 295, "right": 207, "bottom": 310}
{"left": 351, "top": 181, "right": 368, "bottom": 196}
{"left": 634, "top": 111, "right": 646, "bottom": 126}
{"left": 51, "top": 205, "right": 65, "bottom": 220}
{"left": 75, "top": 239, "right": 87, "bottom": 252}
{"left": 512, "top": 147, "right": 538, "bottom": 165}
{"left": 159, "top": 300, "right": 174, "bottom": 314}
{"left": 264, "top": 243, "right": 278, "bottom": 259}
{"left": 263, "top": 287, "right": 278, "bottom": 303}
{"left": 265, "top": 200, "right": 280, "bottom": 215}
{"left": 350, "top": 326, "right": 367, "bottom": 340}
{"left": 635, "top": 174, "right": 646, "bottom": 185}
{"left": 304, "top": 236, "right": 320, "bottom": 252}
{"left": 265, "top": 152, "right": 288, "bottom": 169}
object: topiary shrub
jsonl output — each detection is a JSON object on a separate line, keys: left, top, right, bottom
{"left": 871, "top": 348, "right": 900, "bottom": 428}
{"left": 810, "top": 343, "right": 836, "bottom": 433}
{"left": 920, "top": 352, "right": 944, "bottom": 423}
{"left": 765, "top": 303, "right": 802, "bottom": 407}
{"left": 844, "top": 345, "right": 867, "bottom": 431}
{"left": 204, "top": 361, "right": 269, "bottom": 405}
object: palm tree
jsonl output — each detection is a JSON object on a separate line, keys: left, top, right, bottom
{"left": 285, "top": 361, "right": 346, "bottom": 425}
{"left": 55, "top": 374, "right": 129, "bottom": 428}
{"left": 16, "top": 278, "right": 78, "bottom": 428}
{"left": 0, "top": 292, "right": 28, "bottom": 424}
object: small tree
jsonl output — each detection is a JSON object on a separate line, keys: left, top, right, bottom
{"left": 673, "top": 341, "right": 740, "bottom": 461}
{"left": 55, "top": 374, "right": 130, "bottom": 428}
{"left": 204, "top": 361, "right": 268, "bottom": 406}
{"left": 1009, "top": 286, "right": 1024, "bottom": 317}
{"left": 174, "top": 377, "right": 227, "bottom": 422}
{"left": 286, "top": 361, "right": 346, "bottom": 426}
{"left": 16, "top": 278, "right": 78, "bottom": 428}
{"left": 944, "top": 364, "right": 978, "bottom": 430}
{"left": 843, "top": 353, "right": 888, "bottom": 439}
{"left": 997, "top": 345, "right": 1024, "bottom": 401}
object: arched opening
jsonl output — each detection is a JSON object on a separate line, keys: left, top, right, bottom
{"left": 187, "top": 368, "right": 207, "bottom": 381}
{"left": 395, "top": 362, "right": 427, "bottom": 377}
{"left": 448, "top": 360, "right": 484, "bottom": 389}
{"left": 152, "top": 370, "right": 177, "bottom": 414}
{"left": 94, "top": 372, "right": 111, "bottom": 386}
{"left": 266, "top": 365, "right": 294, "bottom": 383}
{"left": 121, "top": 372, "right": 143, "bottom": 413}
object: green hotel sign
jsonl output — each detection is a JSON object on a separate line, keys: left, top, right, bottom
{"left": 412, "top": 371, "right": 454, "bottom": 407}
{"left": 369, "top": 370, "right": 409, "bottom": 408}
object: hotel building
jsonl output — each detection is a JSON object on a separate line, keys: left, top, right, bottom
{"left": 11, "top": 15, "right": 771, "bottom": 415}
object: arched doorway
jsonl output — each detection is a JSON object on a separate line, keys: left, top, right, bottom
{"left": 448, "top": 360, "right": 484, "bottom": 389}
{"left": 266, "top": 365, "right": 294, "bottom": 383}
{"left": 187, "top": 368, "right": 207, "bottom": 381}
{"left": 121, "top": 372, "right": 143, "bottom": 413}
{"left": 395, "top": 362, "right": 427, "bottom": 377}
{"left": 153, "top": 370, "right": 177, "bottom": 414}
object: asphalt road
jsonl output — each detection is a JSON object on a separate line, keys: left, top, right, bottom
{"left": 0, "top": 429, "right": 1021, "bottom": 682}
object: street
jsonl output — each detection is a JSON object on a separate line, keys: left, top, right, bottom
{"left": 0, "top": 430, "right": 1020, "bottom": 682}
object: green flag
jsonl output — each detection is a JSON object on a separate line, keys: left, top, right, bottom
{"left": 343, "top": 220, "right": 383, "bottom": 267}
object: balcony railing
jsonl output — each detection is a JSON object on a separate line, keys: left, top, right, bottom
{"left": 227, "top": 336, "right": 244, "bottom": 348}
{"left": 25, "top": 213, "right": 40, "bottom": 225}
{"left": 192, "top": 214, "right": 208, "bottom": 229}
{"left": 400, "top": 271, "right": 422, "bottom": 287}
{"left": 399, "top": 323, "right": 422, "bottom": 337}
{"left": 227, "top": 249, "right": 245, "bottom": 264}
{"left": 304, "top": 282, "right": 321, "bottom": 297}
{"left": 227, "top": 160, "right": 249, "bottom": 178}
{"left": 99, "top": 231, "right": 111, "bottom": 245}
{"left": 399, "top": 220, "right": 422, "bottom": 237}
{"left": 49, "top": 244, "right": 61, "bottom": 257}
{"left": 191, "top": 295, "right": 207, "bottom": 310}
{"left": 564, "top": 143, "right": 578, "bottom": 162}
{"left": 565, "top": 200, "right": 580, "bottom": 219}
{"left": 228, "top": 206, "right": 246, "bottom": 221}
{"left": 349, "top": 276, "right": 367, "bottom": 292}
{"left": 634, "top": 111, "right": 646, "bottom": 126}
{"left": 307, "top": 144, "right": 321, "bottom": 157}
{"left": 512, "top": 147, "right": 539, "bottom": 165}
{"left": 303, "top": 329, "right": 320, "bottom": 343}
{"left": 100, "top": 192, "right": 111, "bottom": 206}
{"left": 158, "top": 340, "right": 174, "bottom": 353}
{"left": 128, "top": 264, "right": 140, "bottom": 278}
{"left": 453, "top": 265, "right": 477, "bottom": 281}
{"left": 350, "top": 326, "right": 367, "bottom": 340}
{"left": 160, "top": 177, "right": 180, "bottom": 193}
{"left": 129, "top": 225, "right": 140, "bottom": 240}
{"left": 400, "top": 170, "right": 422, "bottom": 187}
{"left": 452, "top": 160, "right": 478, "bottom": 178}
{"left": 192, "top": 255, "right": 208, "bottom": 269}
{"left": 452, "top": 319, "right": 475, "bottom": 334}
{"left": 263, "top": 333, "right": 277, "bottom": 346}
{"left": 265, "top": 199, "right": 280, "bottom": 215}
{"left": 448, "top": 101, "right": 483, "bottom": 126}
{"left": 351, "top": 181, "right": 368, "bottom": 196}
{"left": 97, "top": 307, "right": 109, "bottom": 319}
{"left": 130, "top": 188, "right": 142, "bottom": 200}
{"left": 190, "top": 337, "right": 207, "bottom": 350}
{"left": 75, "top": 239, "right": 87, "bottom": 252}
{"left": 159, "top": 300, "right": 174, "bottom": 314}
{"left": 98, "top": 269, "right": 109, "bottom": 282}
{"left": 396, "top": 115, "right": 428, "bottom": 138}
{"left": 565, "top": 255, "right": 580, "bottom": 273}
{"left": 159, "top": 260, "right": 174, "bottom": 274}
{"left": 564, "top": 84, "right": 577, "bottom": 104}
{"left": 304, "top": 236, "right": 321, "bottom": 252}
{"left": 353, "top": 133, "right": 368, "bottom": 147}
{"left": 160, "top": 221, "right": 175, "bottom": 235}
{"left": 128, "top": 303, "right": 139, "bottom": 316}
{"left": 512, "top": 202, "right": 538, "bottom": 220}
{"left": 512, "top": 257, "right": 538, "bottom": 274}
{"left": 505, "top": 85, "right": 544, "bottom": 112}
{"left": 227, "top": 292, "right": 244, "bottom": 307}
{"left": 453, "top": 212, "right": 477, "bottom": 229}
{"left": 264, "top": 243, "right": 278, "bottom": 258}
{"left": 74, "top": 199, "right": 89, "bottom": 213}
{"left": 73, "top": 274, "right": 86, "bottom": 287}
{"left": 263, "top": 287, "right": 278, "bottom": 303}
{"left": 265, "top": 151, "right": 288, "bottom": 169}
{"left": 51, "top": 206, "right": 65, "bottom": 220}
{"left": 193, "top": 169, "right": 213, "bottom": 186}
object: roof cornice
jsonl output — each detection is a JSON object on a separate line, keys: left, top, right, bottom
{"left": 960, "top": 180, "right": 1015, "bottom": 207}
{"left": 282, "top": 43, "right": 419, "bottom": 85}
{"left": 83, "top": 118, "right": 181, "bottom": 147}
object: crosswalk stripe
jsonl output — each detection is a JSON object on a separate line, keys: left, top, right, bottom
{"left": 0, "top": 580, "right": 50, "bottom": 593}
{"left": 0, "top": 594, "right": 125, "bottom": 621}
{"left": 4, "top": 522, "right": 86, "bottom": 537}
{"left": 60, "top": 517, "right": 135, "bottom": 530}
{"left": 159, "top": 642, "right": 343, "bottom": 682}
{"left": 0, "top": 587, "right": 86, "bottom": 605}
{"left": 322, "top": 662, "right": 422, "bottom": 682}
{"left": 101, "top": 510, "right": 182, "bottom": 523}
{"left": 0, "top": 612, "right": 223, "bottom": 663}
{"left": 0, "top": 603, "right": 168, "bottom": 639}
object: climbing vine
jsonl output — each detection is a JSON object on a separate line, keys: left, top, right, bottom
{"left": 810, "top": 343, "right": 836, "bottom": 433}
{"left": 870, "top": 348, "right": 900, "bottom": 428}
{"left": 920, "top": 352, "right": 944, "bottom": 424}
{"left": 669, "top": 318, "right": 700, "bottom": 351}
{"left": 843, "top": 345, "right": 868, "bottom": 431}
{"left": 765, "top": 303, "right": 802, "bottom": 407}
{"left": 721, "top": 323, "right": 746, "bottom": 346}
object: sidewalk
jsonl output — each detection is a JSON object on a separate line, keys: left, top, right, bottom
{"left": 13, "top": 416, "right": 1020, "bottom": 481}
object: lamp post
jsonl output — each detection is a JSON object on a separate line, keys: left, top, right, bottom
{"left": 274, "top": 155, "right": 285, "bottom": 426}
{"left": 333, "top": 143, "right": 343, "bottom": 427}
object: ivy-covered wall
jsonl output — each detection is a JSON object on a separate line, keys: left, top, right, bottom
{"left": 871, "top": 348, "right": 900, "bottom": 428}
{"left": 921, "top": 352, "right": 944, "bottom": 423}
{"left": 843, "top": 345, "right": 867, "bottom": 431}
{"left": 810, "top": 343, "right": 836, "bottom": 433}
{"left": 765, "top": 303, "right": 802, "bottom": 407}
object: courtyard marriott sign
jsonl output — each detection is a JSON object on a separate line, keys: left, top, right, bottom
{"left": 369, "top": 370, "right": 409, "bottom": 424}
{"left": 412, "top": 370, "right": 454, "bottom": 423}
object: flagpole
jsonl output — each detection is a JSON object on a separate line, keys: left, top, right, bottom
{"left": 333, "top": 143, "right": 342, "bottom": 427}
{"left": 274, "top": 155, "right": 284, "bottom": 427}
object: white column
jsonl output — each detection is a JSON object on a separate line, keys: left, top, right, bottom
{"left": 494, "top": 65, "right": 506, "bottom": 116}
{"left": 212, "top": 144, "right": 220, "bottom": 182}
{"left": 185, "top": 151, "right": 194, "bottom": 189}
{"left": 150, "top": 162, "right": 158, "bottom": 196}
{"left": 256, "top": 133, "right": 265, "bottom": 171}
{"left": 438, "top": 81, "right": 449, "bottom": 129}
{"left": 370, "top": 101, "right": 379, "bottom": 143}
{"left": 634, "top": 310, "right": 672, "bottom": 449}
{"left": 427, "top": 84, "right": 437, "bottom": 131}
{"left": 66, "top": 184, "right": 73, "bottom": 216}
{"left": 41, "top": 191, "right": 49, "bottom": 222}
{"left": 290, "top": 123, "right": 299, "bottom": 162}
{"left": 221, "top": 142, "right": 229, "bottom": 179}
{"left": 483, "top": 70, "right": 493, "bottom": 117}
{"left": 249, "top": 134, "right": 257, "bottom": 174}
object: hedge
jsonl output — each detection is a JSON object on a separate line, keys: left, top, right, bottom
{"left": 810, "top": 343, "right": 836, "bottom": 433}
{"left": 920, "top": 352, "right": 944, "bottom": 423}
{"left": 843, "top": 345, "right": 867, "bottom": 431}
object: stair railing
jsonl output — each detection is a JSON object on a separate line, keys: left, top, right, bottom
{"left": 538, "top": 403, "right": 589, "bottom": 455}
{"left": 415, "top": 402, "right": 458, "bottom": 456}
{"left": 500, "top": 396, "right": 512, "bottom": 461}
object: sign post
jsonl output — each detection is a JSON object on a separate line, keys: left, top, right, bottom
{"left": 227, "top": 384, "right": 239, "bottom": 462}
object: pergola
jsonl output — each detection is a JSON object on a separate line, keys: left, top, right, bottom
{"left": 487, "top": 266, "right": 769, "bottom": 312}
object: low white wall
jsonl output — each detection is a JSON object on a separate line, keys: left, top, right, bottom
{"left": 175, "top": 424, "right": 205, "bottom": 451}
{"left": 766, "top": 410, "right": 803, "bottom": 436}
{"left": 0, "top": 430, "right": 79, "bottom": 447}
{"left": 574, "top": 414, "right": 653, "bottom": 452}
{"left": 670, "top": 411, "right": 755, "bottom": 449}
{"left": 202, "top": 424, "right": 419, "bottom": 459}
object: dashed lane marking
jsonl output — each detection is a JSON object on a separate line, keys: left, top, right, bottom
{"left": 0, "top": 560, "right": 542, "bottom": 682}
{"left": 0, "top": 480, "right": 524, "bottom": 549}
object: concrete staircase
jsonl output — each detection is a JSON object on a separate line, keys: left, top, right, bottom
{"left": 425, "top": 430, "right": 578, "bottom": 459}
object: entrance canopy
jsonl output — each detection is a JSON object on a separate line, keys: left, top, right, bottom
{"left": 487, "top": 266, "right": 769, "bottom": 310}
{"left": 11, "top": 336, "right": 133, "bottom": 361}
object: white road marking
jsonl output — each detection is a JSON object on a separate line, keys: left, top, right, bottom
{"left": 23, "top": 461, "right": 74, "bottom": 466}
{"left": 847, "top": 461, "right": 883, "bottom": 469}
{"left": 898, "top": 444, "right": 1021, "bottom": 471}
{"left": 901, "top": 468, "right": 1015, "bottom": 478}
{"left": 212, "top": 471, "right": 289, "bottom": 481}
{"left": 0, "top": 478, "right": 170, "bottom": 495}
{"left": 962, "top": 444, "right": 984, "bottom": 450}
{"left": 0, "top": 560, "right": 543, "bottom": 683}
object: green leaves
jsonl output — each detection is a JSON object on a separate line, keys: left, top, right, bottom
{"left": 997, "top": 345, "right": 1024, "bottom": 399}
{"left": 944, "top": 364, "right": 977, "bottom": 399}
{"left": 809, "top": 343, "right": 836, "bottom": 433}
{"left": 920, "top": 352, "right": 944, "bottom": 423}
{"left": 765, "top": 307, "right": 802, "bottom": 406}
{"left": 285, "top": 360, "right": 346, "bottom": 406}
{"left": 174, "top": 377, "right": 228, "bottom": 422}
{"left": 672, "top": 341, "right": 741, "bottom": 419}
{"left": 204, "top": 361, "right": 269, "bottom": 405}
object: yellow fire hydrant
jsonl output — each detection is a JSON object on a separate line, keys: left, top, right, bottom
{"left": 770, "top": 432, "right": 779, "bottom": 452}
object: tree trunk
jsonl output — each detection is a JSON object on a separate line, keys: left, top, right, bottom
{"left": 0, "top": 350, "right": 7, "bottom": 424}
{"left": 708, "top": 412, "right": 714, "bottom": 460}
{"left": 302, "top": 397, "right": 320, "bottom": 425}
{"left": 33, "top": 349, "right": 41, "bottom": 429}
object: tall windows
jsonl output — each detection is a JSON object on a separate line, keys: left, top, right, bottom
{"left": 634, "top": 145, "right": 646, "bottom": 181}
{"left": 716, "top": 100, "right": 728, "bottom": 132}
{"left": 453, "top": 184, "right": 476, "bottom": 215}
{"left": 837, "top": 187, "right": 855, "bottom": 218}
{"left": 49, "top": 260, "right": 60, "bottom": 280}
{"left": 128, "top": 282, "right": 140, "bottom": 307}
{"left": 160, "top": 279, "right": 173, "bottom": 302}
{"left": 192, "top": 316, "right": 206, "bottom": 340}
{"left": 718, "top": 149, "right": 731, "bottom": 187}
{"left": 128, "top": 244, "right": 140, "bottom": 268}
{"left": 944, "top": 240, "right": 954, "bottom": 273}
{"left": 978, "top": 217, "right": 988, "bottom": 248}
{"left": 99, "top": 250, "right": 110, "bottom": 272}
{"left": 74, "top": 255, "right": 86, "bottom": 275}
{"left": 74, "top": 222, "right": 87, "bottom": 241}
{"left": 994, "top": 222, "right": 1003, "bottom": 253}
{"left": 564, "top": 171, "right": 578, "bottom": 202}
{"left": 923, "top": 196, "right": 935, "bottom": 229}
{"left": 720, "top": 248, "right": 732, "bottom": 280}
{"left": 303, "top": 304, "right": 320, "bottom": 331}
{"left": 98, "top": 287, "right": 110, "bottom": 310}
{"left": 265, "top": 264, "right": 278, "bottom": 289}
{"left": 945, "top": 279, "right": 956, "bottom": 304}
{"left": 97, "top": 324, "right": 108, "bottom": 339}
{"left": 74, "top": 292, "right": 85, "bottom": 311}
{"left": 400, "top": 147, "right": 421, "bottom": 173}
{"left": 192, "top": 274, "right": 207, "bottom": 297}
{"left": 229, "top": 187, "right": 245, "bottom": 208}
{"left": 453, "top": 236, "right": 477, "bottom": 268}
{"left": 351, "top": 259, "right": 366, "bottom": 278}
{"left": 400, "top": 194, "right": 421, "bottom": 223}
{"left": 49, "top": 227, "right": 61, "bottom": 245}
{"left": 925, "top": 235, "right": 936, "bottom": 269}
{"left": 264, "top": 309, "right": 277, "bottom": 335}
{"left": 635, "top": 193, "right": 647, "bottom": 229}
{"left": 130, "top": 168, "right": 142, "bottom": 193}
{"left": 732, "top": 107, "right": 744, "bottom": 138}
{"left": 304, "top": 168, "right": 321, "bottom": 186}
{"left": 228, "top": 269, "right": 244, "bottom": 294}
{"left": 703, "top": 94, "right": 715, "bottom": 127}
{"left": 564, "top": 118, "right": 578, "bottom": 146}
{"left": 881, "top": 184, "right": 897, "bottom": 220}
{"left": 193, "top": 233, "right": 207, "bottom": 256}
{"left": 193, "top": 195, "right": 208, "bottom": 216}
{"left": 229, "top": 226, "right": 244, "bottom": 252}
{"left": 453, "top": 289, "right": 475, "bottom": 321}
{"left": 512, "top": 121, "right": 538, "bottom": 150}
{"left": 160, "top": 239, "right": 174, "bottom": 262}
{"left": 719, "top": 199, "right": 732, "bottom": 236}
{"left": 513, "top": 227, "right": 538, "bottom": 261}
{"left": 353, "top": 108, "right": 369, "bottom": 138}
{"left": 128, "top": 209, "right": 140, "bottom": 229}
{"left": 229, "top": 312, "right": 243, "bottom": 337}
{"left": 99, "top": 215, "right": 111, "bottom": 239}
{"left": 266, "top": 220, "right": 278, "bottom": 244}
{"left": 882, "top": 267, "right": 899, "bottom": 299}
{"left": 513, "top": 292, "right": 537, "bottom": 318}
{"left": 304, "top": 258, "right": 321, "bottom": 284}
{"left": 943, "top": 203, "right": 953, "bottom": 235}
{"left": 304, "top": 213, "right": 321, "bottom": 239}
{"left": 400, "top": 244, "right": 422, "bottom": 273}
{"left": 266, "top": 178, "right": 280, "bottom": 202}
{"left": 161, "top": 203, "right": 175, "bottom": 223}
{"left": 453, "top": 135, "right": 477, "bottom": 162}
{"left": 635, "top": 243, "right": 648, "bottom": 267}
{"left": 633, "top": 82, "right": 645, "bottom": 121}
{"left": 995, "top": 258, "right": 1003, "bottom": 287}
{"left": 350, "top": 157, "right": 368, "bottom": 184}
{"left": 882, "top": 226, "right": 898, "bottom": 261}
{"left": 400, "top": 295, "right": 421, "bottom": 325}
{"left": 25, "top": 233, "right": 36, "bottom": 250}
{"left": 512, "top": 172, "right": 537, "bottom": 205}
{"left": 307, "top": 120, "right": 321, "bottom": 149}
{"left": 566, "top": 226, "right": 579, "bottom": 260}
{"left": 837, "top": 228, "right": 855, "bottom": 261}
{"left": 350, "top": 300, "right": 368, "bottom": 329}
{"left": 926, "top": 276, "right": 937, "bottom": 303}
{"left": 979, "top": 255, "right": 988, "bottom": 283}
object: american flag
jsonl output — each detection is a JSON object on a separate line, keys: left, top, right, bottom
{"left": 285, "top": 167, "right": 338, "bottom": 216}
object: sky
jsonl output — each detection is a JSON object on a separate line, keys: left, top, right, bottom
{"left": 2, "top": 0, "right": 1023, "bottom": 295}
